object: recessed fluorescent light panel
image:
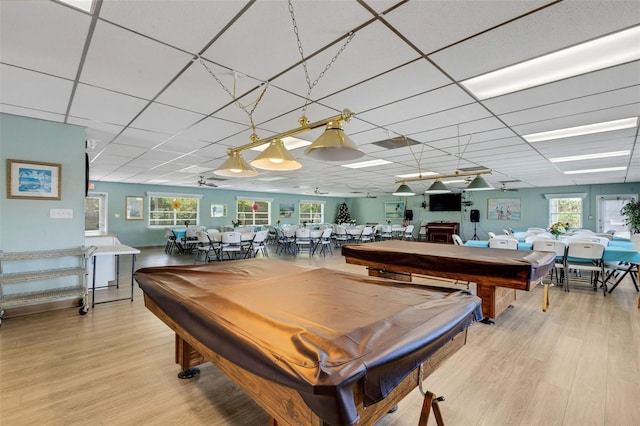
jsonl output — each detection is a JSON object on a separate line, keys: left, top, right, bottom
{"left": 250, "top": 136, "right": 311, "bottom": 152}
{"left": 462, "top": 26, "right": 640, "bottom": 99}
{"left": 564, "top": 166, "right": 627, "bottom": 175}
{"left": 341, "top": 159, "right": 392, "bottom": 169}
{"left": 59, "top": 0, "right": 95, "bottom": 12}
{"left": 395, "top": 172, "right": 438, "bottom": 179}
{"left": 523, "top": 117, "right": 638, "bottom": 142}
{"left": 550, "top": 150, "right": 630, "bottom": 163}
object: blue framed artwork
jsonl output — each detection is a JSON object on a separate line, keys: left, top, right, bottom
{"left": 7, "top": 159, "right": 61, "bottom": 200}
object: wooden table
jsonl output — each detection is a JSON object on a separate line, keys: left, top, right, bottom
{"left": 342, "top": 240, "right": 555, "bottom": 323}
{"left": 135, "top": 259, "right": 481, "bottom": 425}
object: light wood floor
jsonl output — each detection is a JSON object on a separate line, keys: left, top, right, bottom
{"left": 1, "top": 244, "right": 639, "bottom": 426}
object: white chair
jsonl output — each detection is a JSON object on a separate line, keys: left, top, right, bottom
{"left": 220, "top": 231, "right": 243, "bottom": 260}
{"left": 527, "top": 227, "right": 547, "bottom": 233}
{"left": 532, "top": 239, "right": 567, "bottom": 285}
{"left": 360, "top": 226, "right": 375, "bottom": 243}
{"left": 181, "top": 226, "right": 199, "bottom": 252}
{"left": 248, "top": 230, "right": 269, "bottom": 258}
{"left": 489, "top": 237, "right": 518, "bottom": 250}
{"left": 525, "top": 234, "right": 553, "bottom": 243}
{"left": 295, "top": 227, "right": 312, "bottom": 255}
{"left": 418, "top": 221, "right": 428, "bottom": 241}
{"left": 275, "top": 228, "right": 296, "bottom": 255}
{"left": 315, "top": 228, "right": 334, "bottom": 256}
{"left": 164, "top": 228, "right": 180, "bottom": 255}
{"left": 487, "top": 231, "right": 496, "bottom": 239}
{"left": 403, "top": 224, "right": 415, "bottom": 240}
{"left": 564, "top": 241, "right": 606, "bottom": 295}
{"left": 333, "top": 225, "right": 350, "bottom": 247}
{"left": 452, "top": 234, "right": 463, "bottom": 246}
{"left": 194, "top": 230, "right": 216, "bottom": 263}
{"left": 379, "top": 225, "right": 393, "bottom": 240}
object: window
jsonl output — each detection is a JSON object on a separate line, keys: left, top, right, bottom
{"left": 237, "top": 199, "right": 271, "bottom": 226}
{"left": 549, "top": 197, "right": 582, "bottom": 228}
{"left": 148, "top": 192, "right": 201, "bottom": 228}
{"left": 299, "top": 201, "right": 324, "bottom": 224}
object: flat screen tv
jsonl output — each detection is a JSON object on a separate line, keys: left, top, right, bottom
{"left": 429, "top": 193, "right": 462, "bottom": 211}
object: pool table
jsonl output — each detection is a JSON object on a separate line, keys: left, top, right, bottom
{"left": 342, "top": 240, "right": 555, "bottom": 322}
{"left": 135, "top": 259, "right": 482, "bottom": 426}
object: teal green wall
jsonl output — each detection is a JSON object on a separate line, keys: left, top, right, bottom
{"left": 0, "top": 114, "right": 86, "bottom": 252}
{"left": 349, "top": 184, "right": 640, "bottom": 241}
{"left": 2, "top": 114, "right": 638, "bottom": 249}
{"left": 93, "top": 181, "right": 349, "bottom": 247}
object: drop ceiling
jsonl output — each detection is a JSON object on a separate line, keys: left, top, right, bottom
{"left": 1, "top": 0, "right": 639, "bottom": 197}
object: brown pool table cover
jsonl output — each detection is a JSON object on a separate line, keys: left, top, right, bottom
{"left": 342, "top": 240, "right": 555, "bottom": 290}
{"left": 135, "top": 259, "right": 481, "bottom": 426}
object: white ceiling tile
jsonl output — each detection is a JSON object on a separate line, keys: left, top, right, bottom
{"left": 0, "top": 65, "right": 73, "bottom": 114}
{"left": 384, "top": 0, "right": 548, "bottom": 55}
{"left": 430, "top": 1, "right": 640, "bottom": 80}
{"left": 81, "top": 20, "right": 193, "bottom": 99}
{"left": 0, "top": 0, "right": 91, "bottom": 78}
{"left": 483, "top": 61, "right": 640, "bottom": 114}
{"left": 129, "top": 103, "right": 205, "bottom": 134}
{"left": 70, "top": 84, "right": 150, "bottom": 127}
{"left": 98, "top": 0, "right": 249, "bottom": 53}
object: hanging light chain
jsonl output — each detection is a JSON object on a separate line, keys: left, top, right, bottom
{"left": 288, "top": 0, "right": 355, "bottom": 116}
{"left": 198, "top": 56, "right": 269, "bottom": 140}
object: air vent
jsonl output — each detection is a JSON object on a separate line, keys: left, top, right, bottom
{"left": 371, "top": 137, "right": 420, "bottom": 150}
{"left": 457, "top": 166, "right": 489, "bottom": 173}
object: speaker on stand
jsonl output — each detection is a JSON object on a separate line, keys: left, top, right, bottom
{"left": 470, "top": 209, "right": 480, "bottom": 240}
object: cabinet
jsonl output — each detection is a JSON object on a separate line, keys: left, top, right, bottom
{"left": 0, "top": 247, "right": 88, "bottom": 326}
{"left": 426, "top": 222, "right": 459, "bottom": 244}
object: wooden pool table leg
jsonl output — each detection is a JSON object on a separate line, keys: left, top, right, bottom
{"left": 418, "top": 391, "right": 445, "bottom": 426}
{"left": 543, "top": 282, "right": 550, "bottom": 312}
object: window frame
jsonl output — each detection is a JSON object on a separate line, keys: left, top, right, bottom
{"left": 146, "top": 192, "right": 202, "bottom": 229}
{"left": 236, "top": 196, "right": 272, "bottom": 226}
{"left": 548, "top": 196, "right": 583, "bottom": 228}
{"left": 299, "top": 200, "right": 325, "bottom": 224}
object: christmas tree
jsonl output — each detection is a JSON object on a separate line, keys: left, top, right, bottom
{"left": 336, "top": 202, "right": 351, "bottom": 224}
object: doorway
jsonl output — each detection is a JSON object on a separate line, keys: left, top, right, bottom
{"left": 596, "top": 194, "right": 636, "bottom": 234}
{"left": 85, "top": 192, "right": 108, "bottom": 233}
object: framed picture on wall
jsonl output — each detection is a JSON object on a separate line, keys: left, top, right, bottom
{"left": 487, "top": 198, "right": 521, "bottom": 220}
{"left": 211, "top": 203, "right": 227, "bottom": 218}
{"left": 279, "top": 203, "right": 294, "bottom": 218}
{"left": 384, "top": 201, "right": 405, "bottom": 220}
{"left": 6, "top": 159, "right": 62, "bottom": 200}
{"left": 126, "top": 196, "right": 144, "bottom": 220}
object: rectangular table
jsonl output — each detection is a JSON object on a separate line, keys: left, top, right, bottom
{"left": 135, "top": 259, "right": 482, "bottom": 426}
{"left": 465, "top": 239, "right": 640, "bottom": 293}
{"left": 342, "top": 240, "right": 555, "bottom": 323}
{"left": 86, "top": 244, "right": 140, "bottom": 308}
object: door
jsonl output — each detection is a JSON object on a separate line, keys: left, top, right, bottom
{"left": 85, "top": 192, "right": 108, "bottom": 232}
{"left": 596, "top": 194, "right": 636, "bottom": 234}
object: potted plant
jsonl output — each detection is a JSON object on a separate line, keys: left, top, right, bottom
{"left": 621, "top": 199, "right": 640, "bottom": 233}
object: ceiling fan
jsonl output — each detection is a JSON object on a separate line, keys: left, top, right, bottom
{"left": 365, "top": 192, "right": 377, "bottom": 198}
{"left": 197, "top": 176, "right": 218, "bottom": 188}
{"left": 314, "top": 187, "right": 329, "bottom": 195}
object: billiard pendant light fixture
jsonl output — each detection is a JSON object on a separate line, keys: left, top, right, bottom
{"left": 214, "top": 151, "right": 258, "bottom": 177}
{"left": 250, "top": 139, "right": 302, "bottom": 171}
{"left": 392, "top": 182, "right": 416, "bottom": 196}
{"left": 304, "top": 120, "right": 364, "bottom": 161}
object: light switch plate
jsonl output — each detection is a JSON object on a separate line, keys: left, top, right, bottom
{"left": 50, "top": 208, "right": 73, "bottom": 219}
